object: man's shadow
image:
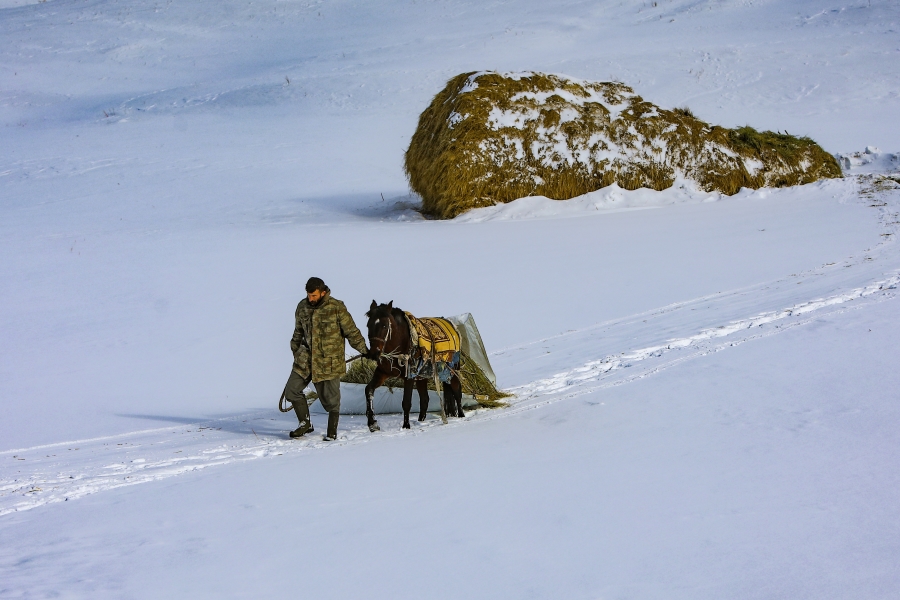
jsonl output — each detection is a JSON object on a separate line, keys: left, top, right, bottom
{"left": 115, "top": 411, "right": 299, "bottom": 437}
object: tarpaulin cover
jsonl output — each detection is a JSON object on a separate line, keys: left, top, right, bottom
{"left": 447, "top": 313, "right": 496, "bottom": 385}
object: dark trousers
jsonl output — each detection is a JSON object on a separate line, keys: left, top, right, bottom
{"left": 285, "top": 371, "right": 342, "bottom": 438}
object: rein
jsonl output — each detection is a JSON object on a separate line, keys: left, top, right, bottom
{"left": 369, "top": 313, "right": 411, "bottom": 376}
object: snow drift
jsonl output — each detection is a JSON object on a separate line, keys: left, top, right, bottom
{"left": 406, "top": 71, "right": 842, "bottom": 218}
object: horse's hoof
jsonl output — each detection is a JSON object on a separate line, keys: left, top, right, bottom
{"left": 417, "top": 414, "right": 426, "bottom": 422}
{"left": 402, "top": 422, "right": 411, "bottom": 429}
{"left": 369, "top": 422, "right": 380, "bottom": 432}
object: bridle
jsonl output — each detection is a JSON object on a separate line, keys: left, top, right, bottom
{"left": 368, "top": 313, "right": 410, "bottom": 373}
{"left": 369, "top": 315, "right": 393, "bottom": 355}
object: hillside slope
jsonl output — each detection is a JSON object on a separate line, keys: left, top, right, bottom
{"left": 1, "top": 0, "right": 899, "bottom": 597}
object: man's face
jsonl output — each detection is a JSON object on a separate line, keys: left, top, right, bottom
{"left": 307, "top": 289, "right": 326, "bottom": 305}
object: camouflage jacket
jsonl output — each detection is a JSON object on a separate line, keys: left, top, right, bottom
{"left": 291, "top": 294, "right": 368, "bottom": 382}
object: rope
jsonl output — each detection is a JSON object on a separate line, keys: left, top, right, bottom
{"left": 278, "top": 387, "right": 294, "bottom": 413}
{"left": 278, "top": 384, "right": 321, "bottom": 412}
{"left": 424, "top": 323, "right": 448, "bottom": 424}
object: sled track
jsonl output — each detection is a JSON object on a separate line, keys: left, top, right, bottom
{"left": 494, "top": 283, "right": 898, "bottom": 422}
{"left": 2, "top": 177, "right": 898, "bottom": 517}
{"left": 2, "top": 273, "right": 895, "bottom": 517}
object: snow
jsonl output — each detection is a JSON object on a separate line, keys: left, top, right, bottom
{"left": 447, "top": 110, "right": 465, "bottom": 129}
{"left": 487, "top": 105, "right": 540, "bottom": 129}
{"left": 475, "top": 72, "right": 660, "bottom": 172}
{"left": 2, "top": 0, "right": 900, "bottom": 597}
{"left": 486, "top": 78, "right": 634, "bottom": 130}
{"left": 3, "top": 293, "right": 899, "bottom": 598}
{"left": 836, "top": 147, "right": 900, "bottom": 173}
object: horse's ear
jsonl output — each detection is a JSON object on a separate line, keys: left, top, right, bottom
{"left": 370, "top": 300, "right": 377, "bottom": 310}
{"left": 387, "top": 300, "right": 393, "bottom": 309}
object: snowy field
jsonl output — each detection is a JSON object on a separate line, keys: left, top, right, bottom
{"left": 2, "top": 0, "right": 900, "bottom": 597}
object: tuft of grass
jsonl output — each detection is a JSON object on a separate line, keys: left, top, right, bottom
{"left": 870, "top": 174, "right": 900, "bottom": 193}
{"left": 341, "top": 351, "right": 511, "bottom": 408}
{"left": 405, "top": 71, "right": 842, "bottom": 219}
{"left": 456, "top": 352, "right": 512, "bottom": 406}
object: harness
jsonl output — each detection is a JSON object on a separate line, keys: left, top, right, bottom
{"left": 369, "top": 316, "right": 410, "bottom": 376}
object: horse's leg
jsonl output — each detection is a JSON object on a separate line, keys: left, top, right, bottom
{"left": 442, "top": 381, "right": 459, "bottom": 417}
{"left": 364, "top": 370, "right": 389, "bottom": 432}
{"left": 442, "top": 377, "right": 464, "bottom": 417}
{"left": 417, "top": 379, "right": 430, "bottom": 421}
{"left": 402, "top": 378, "right": 414, "bottom": 429}
{"left": 441, "top": 381, "right": 456, "bottom": 417}
{"left": 451, "top": 375, "right": 464, "bottom": 418}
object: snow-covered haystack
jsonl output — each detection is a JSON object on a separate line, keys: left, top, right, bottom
{"left": 405, "top": 71, "right": 842, "bottom": 218}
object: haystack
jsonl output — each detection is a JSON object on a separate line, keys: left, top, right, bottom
{"left": 405, "top": 71, "right": 842, "bottom": 219}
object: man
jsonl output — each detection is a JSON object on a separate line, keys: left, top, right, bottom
{"left": 284, "top": 277, "right": 369, "bottom": 441}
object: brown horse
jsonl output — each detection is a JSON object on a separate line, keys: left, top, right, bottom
{"left": 364, "top": 301, "right": 464, "bottom": 430}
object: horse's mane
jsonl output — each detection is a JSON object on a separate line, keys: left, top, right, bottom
{"left": 366, "top": 303, "right": 406, "bottom": 321}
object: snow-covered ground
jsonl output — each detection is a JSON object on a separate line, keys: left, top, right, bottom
{"left": 2, "top": 0, "right": 899, "bottom": 597}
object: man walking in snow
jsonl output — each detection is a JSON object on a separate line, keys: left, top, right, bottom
{"left": 284, "top": 277, "right": 369, "bottom": 441}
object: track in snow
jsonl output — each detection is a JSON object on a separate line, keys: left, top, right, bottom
{"left": 1, "top": 174, "right": 898, "bottom": 517}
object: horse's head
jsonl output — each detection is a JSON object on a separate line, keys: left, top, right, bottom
{"left": 366, "top": 300, "right": 397, "bottom": 358}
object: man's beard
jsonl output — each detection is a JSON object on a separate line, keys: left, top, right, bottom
{"left": 309, "top": 296, "right": 325, "bottom": 307}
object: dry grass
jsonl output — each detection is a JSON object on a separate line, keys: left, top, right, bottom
{"left": 872, "top": 174, "right": 900, "bottom": 192}
{"left": 405, "top": 71, "right": 842, "bottom": 218}
{"left": 456, "top": 352, "right": 512, "bottom": 406}
{"left": 341, "top": 352, "right": 511, "bottom": 408}
{"left": 341, "top": 357, "right": 405, "bottom": 391}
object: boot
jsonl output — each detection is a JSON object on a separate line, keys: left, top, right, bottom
{"left": 290, "top": 419, "right": 313, "bottom": 438}
{"left": 323, "top": 412, "right": 339, "bottom": 441}
{"left": 290, "top": 396, "right": 314, "bottom": 438}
